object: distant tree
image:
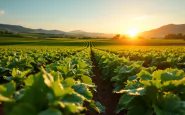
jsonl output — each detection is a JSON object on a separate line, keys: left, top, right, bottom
{"left": 3, "top": 30, "right": 13, "bottom": 34}
{"left": 113, "top": 34, "right": 120, "bottom": 39}
{"left": 120, "top": 36, "right": 127, "bottom": 39}
{"left": 177, "top": 33, "right": 183, "bottom": 39}
{"left": 164, "top": 33, "right": 185, "bottom": 39}
{"left": 164, "top": 34, "right": 176, "bottom": 39}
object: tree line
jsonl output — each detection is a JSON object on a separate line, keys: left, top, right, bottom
{"left": 112, "top": 33, "right": 185, "bottom": 40}
{"left": 164, "top": 33, "right": 185, "bottom": 39}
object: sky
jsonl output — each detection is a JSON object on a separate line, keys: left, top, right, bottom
{"left": 0, "top": 0, "right": 185, "bottom": 34}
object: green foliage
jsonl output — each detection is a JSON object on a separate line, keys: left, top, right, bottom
{"left": 93, "top": 48, "right": 185, "bottom": 115}
{"left": 0, "top": 48, "right": 104, "bottom": 114}
{"left": 115, "top": 68, "right": 185, "bottom": 115}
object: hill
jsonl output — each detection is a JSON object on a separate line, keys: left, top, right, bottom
{"left": 0, "top": 24, "right": 65, "bottom": 34}
{"left": 0, "top": 23, "right": 114, "bottom": 38}
{"left": 140, "top": 24, "right": 185, "bottom": 38}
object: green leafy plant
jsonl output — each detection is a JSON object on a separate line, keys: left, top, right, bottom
{"left": 116, "top": 68, "right": 185, "bottom": 115}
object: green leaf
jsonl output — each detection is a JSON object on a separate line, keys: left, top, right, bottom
{"left": 111, "top": 75, "right": 120, "bottom": 81}
{"left": 118, "top": 65, "right": 134, "bottom": 74}
{"left": 90, "top": 101, "right": 105, "bottom": 113}
{"left": 42, "top": 68, "right": 54, "bottom": 87}
{"left": 137, "top": 70, "right": 152, "bottom": 80}
{"left": 161, "top": 72, "right": 174, "bottom": 82}
{"left": 51, "top": 81, "right": 64, "bottom": 97}
{"left": 127, "top": 99, "right": 153, "bottom": 115}
{"left": 117, "top": 82, "right": 145, "bottom": 95}
{"left": 156, "top": 92, "right": 185, "bottom": 115}
{"left": 72, "top": 83, "right": 92, "bottom": 101}
{"left": 145, "top": 86, "right": 158, "bottom": 103}
{"left": 12, "top": 68, "right": 17, "bottom": 77}
{"left": 65, "top": 103, "right": 79, "bottom": 113}
{"left": 152, "top": 70, "right": 163, "bottom": 80}
{"left": 152, "top": 104, "right": 162, "bottom": 115}
{"left": 0, "top": 94, "right": 12, "bottom": 102}
{"left": 118, "top": 87, "right": 145, "bottom": 95}
{"left": 115, "top": 94, "right": 134, "bottom": 114}
{"left": 20, "top": 69, "right": 31, "bottom": 78}
{"left": 0, "top": 82, "right": 15, "bottom": 98}
{"left": 78, "top": 61, "right": 88, "bottom": 69}
{"left": 94, "top": 101, "right": 105, "bottom": 113}
{"left": 3, "top": 76, "right": 13, "bottom": 81}
{"left": 81, "top": 75, "right": 92, "bottom": 85}
{"left": 56, "top": 66, "right": 68, "bottom": 75}
{"left": 24, "top": 75, "right": 34, "bottom": 86}
{"left": 145, "top": 66, "right": 156, "bottom": 74}
{"left": 66, "top": 71, "right": 75, "bottom": 78}
{"left": 75, "top": 69, "right": 87, "bottom": 74}
{"left": 128, "top": 75, "right": 137, "bottom": 81}
{"left": 135, "top": 61, "right": 144, "bottom": 65}
{"left": 7, "top": 103, "right": 37, "bottom": 115}
{"left": 63, "top": 78, "right": 75, "bottom": 88}
{"left": 38, "top": 108, "right": 62, "bottom": 115}
{"left": 61, "top": 93, "right": 83, "bottom": 105}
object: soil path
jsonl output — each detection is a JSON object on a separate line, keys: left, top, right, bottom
{"left": 0, "top": 104, "right": 4, "bottom": 115}
{"left": 86, "top": 49, "right": 125, "bottom": 115}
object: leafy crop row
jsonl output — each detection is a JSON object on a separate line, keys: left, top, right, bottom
{"left": 0, "top": 48, "right": 84, "bottom": 84}
{"left": 96, "top": 48, "right": 185, "bottom": 70}
{"left": 0, "top": 48, "right": 104, "bottom": 115}
{"left": 92, "top": 48, "right": 185, "bottom": 115}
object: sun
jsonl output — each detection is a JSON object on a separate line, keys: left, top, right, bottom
{"left": 127, "top": 28, "right": 139, "bottom": 37}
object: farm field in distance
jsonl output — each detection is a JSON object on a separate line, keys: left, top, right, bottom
{"left": 1, "top": 35, "right": 185, "bottom": 115}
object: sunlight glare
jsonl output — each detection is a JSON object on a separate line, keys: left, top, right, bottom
{"left": 127, "top": 28, "right": 139, "bottom": 37}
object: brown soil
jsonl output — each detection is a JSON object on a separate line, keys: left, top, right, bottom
{"left": 86, "top": 50, "right": 125, "bottom": 115}
{"left": 0, "top": 104, "right": 4, "bottom": 115}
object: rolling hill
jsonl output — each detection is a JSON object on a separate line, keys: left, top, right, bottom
{"left": 140, "top": 24, "right": 185, "bottom": 38}
{"left": 0, "top": 24, "right": 65, "bottom": 34}
{"left": 0, "top": 24, "right": 114, "bottom": 38}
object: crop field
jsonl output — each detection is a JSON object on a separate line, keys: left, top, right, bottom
{"left": 1, "top": 37, "right": 185, "bottom": 115}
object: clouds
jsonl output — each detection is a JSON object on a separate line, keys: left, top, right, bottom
{"left": 0, "top": 10, "right": 5, "bottom": 15}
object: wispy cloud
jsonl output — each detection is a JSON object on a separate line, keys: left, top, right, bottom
{"left": 133, "top": 15, "right": 148, "bottom": 21}
{"left": 0, "top": 10, "right": 5, "bottom": 15}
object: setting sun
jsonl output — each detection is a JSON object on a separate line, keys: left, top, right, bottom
{"left": 127, "top": 28, "right": 139, "bottom": 37}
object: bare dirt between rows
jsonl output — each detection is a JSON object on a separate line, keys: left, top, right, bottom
{"left": 0, "top": 104, "right": 4, "bottom": 115}
{"left": 86, "top": 50, "right": 125, "bottom": 115}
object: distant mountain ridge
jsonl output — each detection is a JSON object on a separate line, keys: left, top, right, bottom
{"left": 0, "top": 24, "right": 66, "bottom": 34}
{"left": 2, "top": 23, "right": 185, "bottom": 38}
{"left": 0, "top": 23, "right": 114, "bottom": 38}
{"left": 141, "top": 24, "right": 185, "bottom": 38}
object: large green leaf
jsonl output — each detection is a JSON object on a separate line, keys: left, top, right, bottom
{"left": 60, "top": 93, "right": 83, "bottom": 105}
{"left": 0, "top": 82, "right": 15, "bottom": 99}
{"left": 115, "top": 94, "right": 134, "bottom": 114}
{"left": 118, "top": 65, "right": 135, "bottom": 74}
{"left": 90, "top": 101, "right": 105, "bottom": 113}
{"left": 154, "top": 92, "right": 185, "bottom": 115}
{"left": 51, "top": 81, "right": 64, "bottom": 97}
{"left": 137, "top": 70, "right": 152, "bottom": 80}
{"left": 63, "top": 78, "right": 75, "bottom": 88}
{"left": 24, "top": 75, "right": 35, "bottom": 86}
{"left": 78, "top": 61, "right": 88, "bottom": 69}
{"left": 117, "top": 87, "right": 145, "bottom": 96}
{"left": 72, "top": 83, "right": 93, "bottom": 101}
{"left": 0, "top": 94, "right": 12, "bottom": 102}
{"left": 127, "top": 99, "right": 153, "bottom": 115}
{"left": 7, "top": 103, "right": 37, "bottom": 115}
{"left": 81, "top": 75, "right": 92, "bottom": 85}
{"left": 38, "top": 108, "right": 62, "bottom": 115}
